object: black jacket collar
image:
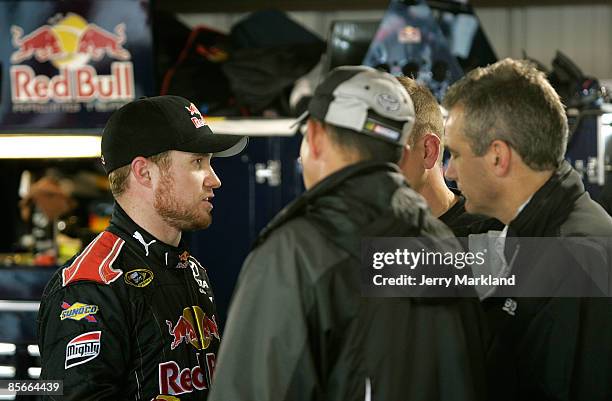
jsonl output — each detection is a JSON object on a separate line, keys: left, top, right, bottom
{"left": 109, "top": 203, "right": 192, "bottom": 269}
{"left": 509, "top": 161, "right": 584, "bottom": 237}
{"left": 254, "top": 161, "right": 419, "bottom": 248}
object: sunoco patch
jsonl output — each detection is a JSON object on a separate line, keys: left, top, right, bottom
{"left": 60, "top": 302, "right": 98, "bottom": 322}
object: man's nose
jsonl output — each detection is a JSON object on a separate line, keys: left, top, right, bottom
{"left": 205, "top": 166, "right": 221, "bottom": 189}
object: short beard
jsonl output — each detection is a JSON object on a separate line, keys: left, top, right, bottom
{"left": 153, "top": 170, "right": 211, "bottom": 231}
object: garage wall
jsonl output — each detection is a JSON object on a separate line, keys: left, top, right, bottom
{"left": 477, "top": 5, "right": 612, "bottom": 79}
{"left": 178, "top": 4, "right": 612, "bottom": 79}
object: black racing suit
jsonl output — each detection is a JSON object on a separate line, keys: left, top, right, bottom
{"left": 38, "top": 205, "right": 220, "bottom": 401}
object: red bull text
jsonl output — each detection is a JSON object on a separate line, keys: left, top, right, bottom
{"left": 9, "top": 14, "right": 135, "bottom": 109}
{"left": 11, "top": 63, "right": 133, "bottom": 103}
{"left": 158, "top": 353, "right": 216, "bottom": 395}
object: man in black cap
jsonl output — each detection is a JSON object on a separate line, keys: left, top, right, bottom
{"left": 38, "top": 95, "right": 247, "bottom": 400}
{"left": 209, "top": 66, "right": 487, "bottom": 401}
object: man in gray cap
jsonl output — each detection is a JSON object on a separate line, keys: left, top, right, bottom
{"left": 38, "top": 95, "right": 247, "bottom": 400}
{"left": 209, "top": 66, "right": 487, "bottom": 401}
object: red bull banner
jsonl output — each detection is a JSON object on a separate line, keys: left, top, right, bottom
{"left": 0, "top": 0, "right": 154, "bottom": 133}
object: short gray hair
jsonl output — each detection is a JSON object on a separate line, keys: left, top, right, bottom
{"left": 443, "top": 58, "right": 568, "bottom": 171}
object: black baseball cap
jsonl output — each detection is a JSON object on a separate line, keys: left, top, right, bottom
{"left": 101, "top": 95, "right": 248, "bottom": 173}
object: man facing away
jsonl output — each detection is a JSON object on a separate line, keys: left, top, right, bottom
{"left": 209, "top": 66, "right": 487, "bottom": 401}
{"left": 38, "top": 95, "right": 247, "bottom": 400}
{"left": 397, "top": 76, "right": 502, "bottom": 236}
{"left": 443, "top": 58, "right": 612, "bottom": 400}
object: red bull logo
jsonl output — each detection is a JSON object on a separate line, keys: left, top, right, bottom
{"left": 166, "top": 306, "right": 220, "bottom": 351}
{"left": 9, "top": 13, "right": 134, "bottom": 106}
{"left": 167, "top": 315, "right": 198, "bottom": 351}
{"left": 185, "top": 103, "right": 206, "bottom": 128}
{"left": 178, "top": 251, "right": 190, "bottom": 263}
{"left": 175, "top": 251, "right": 191, "bottom": 269}
{"left": 201, "top": 314, "right": 220, "bottom": 349}
{"left": 77, "top": 23, "right": 130, "bottom": 61}
{"left": 10, "top": 26, "right": 64, "bottom": 64}
{"left": 158, "top": 353, "right": 216, "bottom": 395}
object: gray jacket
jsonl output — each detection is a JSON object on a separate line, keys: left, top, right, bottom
{"left": 210, "top": 162, "right": 488, "bottom": 401}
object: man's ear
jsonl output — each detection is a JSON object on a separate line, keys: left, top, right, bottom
{"left": 130, "top": 157, "right": 155, "bottom": 188}
{"left": 306, "top": 119, "right": 326, "bottom": 160}
{"left": 422, "top": 134, "right": 441, "bottom": 169}
{"left": 488, "top": 139, "right": 512, "bottom": 177}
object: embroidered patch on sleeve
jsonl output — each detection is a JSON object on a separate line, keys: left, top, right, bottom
{"left": 60, "top": 302, "right": 99, "bottom": 322}
{"left": 65, "top": 331, "right": 101, "bottom": 369}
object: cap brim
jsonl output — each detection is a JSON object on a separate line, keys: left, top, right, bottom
{"left": 214, "top": 135, "right": 248, "bottom": 157}
{"left": 180, "top": 134, "right": 248, "bottom": 158}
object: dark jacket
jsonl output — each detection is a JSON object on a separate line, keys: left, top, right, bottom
{"left": 209, "top": 162, "right": 487, "bottom": 401}
{"left": 38, "top": 205, "right": 220, "bottom": 401}
{"left": 484, "top": 161, "right": 612, "bottom": 401}
{"left": 440, "top": 188, "right": 504, "bottom": 237}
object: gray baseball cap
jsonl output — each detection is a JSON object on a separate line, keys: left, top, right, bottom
{"left": 294, "top": 66, "right": 415, "bottom": 146}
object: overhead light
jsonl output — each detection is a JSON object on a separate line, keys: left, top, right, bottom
{"left": 0, "top": 366, "right": 15, "bottom": 378}
{"left": 0, "top": 344, "right": 15, "bottom": 356}
{"left": 28, "top": 367, "right": 41, "bottom": 379}
{"left": 27, "top": 345, "right": 40, "bottom": 357}
{"left": 0, "top": 301, "right": 40, "bottom": 312}
{"left": 207, "top": 118, "right": 296, "bottom": 136}
{"left": 0, "top": 135, "right": 101, "bottom": 159}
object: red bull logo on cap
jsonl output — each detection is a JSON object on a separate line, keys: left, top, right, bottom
{"left": 166, "top": 306, "right": 220, "bottom": 351}
{"left": 9, "top": 12, "right": 134, "bottom": 107}
{"left": 185, "top": 103, "right": 206, "bottom": 128}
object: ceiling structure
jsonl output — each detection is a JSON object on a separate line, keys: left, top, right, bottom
{"left": 156, "top": 0, "right": 611, "bottom": 13}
